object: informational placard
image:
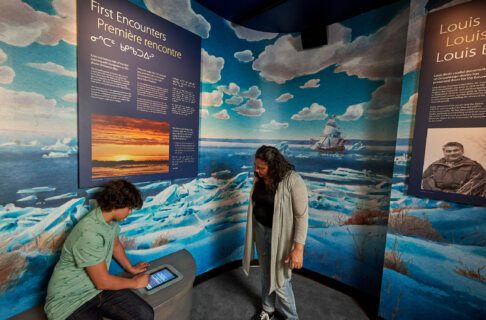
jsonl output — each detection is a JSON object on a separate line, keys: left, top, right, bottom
{"left": 78, "top": 0, "right": 201, "bottom": 187}
{"left": 409, "top": 1, "right": 486, "bottom": 206}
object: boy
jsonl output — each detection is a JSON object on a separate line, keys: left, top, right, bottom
{"left": 45, "top": 179, "right": 153, "bottom": 320}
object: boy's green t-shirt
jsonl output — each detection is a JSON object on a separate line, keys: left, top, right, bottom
{"left": 44, "top": 207, "right": 120, "bottom": 320}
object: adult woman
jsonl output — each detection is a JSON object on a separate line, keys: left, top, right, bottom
{"left": 243, "top": 146, "right": 309, "bottom": 320}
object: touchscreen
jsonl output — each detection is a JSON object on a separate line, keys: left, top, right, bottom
{"left": 146, "top": 268, "right": 177, "bottom": 290}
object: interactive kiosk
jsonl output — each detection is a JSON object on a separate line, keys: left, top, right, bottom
{"left": 134, "top": 249, "right": 196, "bottom": 320}
{"left": 12, "top": 249, "right": 196, "bottom": 320}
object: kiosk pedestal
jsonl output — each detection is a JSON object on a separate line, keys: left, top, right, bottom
{"left": 135, "top": 249, "right": 196, "bottom": 320}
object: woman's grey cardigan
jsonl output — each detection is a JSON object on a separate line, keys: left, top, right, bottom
{"left": 243, "top": 170, "right": 309, "bottom": 294}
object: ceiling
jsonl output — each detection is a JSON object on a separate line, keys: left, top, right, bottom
{"left": 194, "top": 0, "right": 401, "bottom": 33}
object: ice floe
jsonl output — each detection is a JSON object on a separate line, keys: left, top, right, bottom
{"left": 17, "top": 187, "right": 56, "bottom": 194}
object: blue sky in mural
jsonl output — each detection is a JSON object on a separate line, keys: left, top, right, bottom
{"left": 0, "top": 0, "right": 77, "bottom": 136}
{"left": 0, "top": 0, "right": 408, "bottom": 141}
{"left": 342, "top": 1, "right": 407, "bottom": 39}
{"left": 192, "top": 0, "right": 409, "bottom": 140}
{"left": 0, "top": 42, "right": 76, "bottom": 99}
{"left": 22, "top": 0, "right": 57, "bottom": 15}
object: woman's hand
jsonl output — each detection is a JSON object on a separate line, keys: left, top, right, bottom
{"left": 285, "top": 243, "right": 304, "bottom": 269}
{"left": 129, "top": 262, "right": 150, "bottom": 275}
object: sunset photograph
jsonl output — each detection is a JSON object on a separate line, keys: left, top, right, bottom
{"left": 91, "top": 113, "right": 170, "bottom": 179}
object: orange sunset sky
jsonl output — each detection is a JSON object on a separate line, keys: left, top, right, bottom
{"left": 91, "top": 114, "right": 170, "bottom": 162}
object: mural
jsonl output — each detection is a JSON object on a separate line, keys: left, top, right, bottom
{"left": 378, "top": 0, "right": 486, "bottom": 319}
{"left": 0, "top": 0, "right": 454, "bottom": 318}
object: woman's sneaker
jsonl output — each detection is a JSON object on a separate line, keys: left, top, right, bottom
{"left": 252, "top": 310, "right": 274, "bottom": 320}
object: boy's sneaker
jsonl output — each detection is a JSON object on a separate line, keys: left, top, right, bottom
{"left": 252, "top": 310, "right": 275, "bottom": 320}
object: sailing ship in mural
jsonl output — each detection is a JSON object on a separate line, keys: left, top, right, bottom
{"left": 394, "top": 153, "right": 411, "bottom": 166}
{"left": 310, "top": 115, "right": 346, "bottom": 152}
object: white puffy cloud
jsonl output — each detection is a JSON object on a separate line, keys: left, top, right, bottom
{"left": 300, "top": 79, "right": 320, "bottom": 88}
{"left": 252, "top": 24, "right": 351, "bottom": 84}
{"left": 62, "top": 92, "right": 77, "bottom": 103}
{"left": 0, "top": 49, "right": 7, "bottom": 64}
{"left": 233, "top": 98, "right": 265, "bottom": 117}
{"left": 261, "top": 120, "right": 288, "bottom": 130}
{"left": 234, "top": 50, "right": 254, "bottom": 62}
{"left": 253, "top": 7, "right": 409, "bottom": 83}
{"left": 225, "top": 95, "right": 244, "bottom": 105}
{"left": 218, "top": 82, "right": 240, "bottom": 95}
{"left": 365, "top": 79, "right": 402, "bottom": 119}
{"left": 0, "top": 87, "right": 55, "bottom": 113}
{"left": 27, "top": 62, "right": 76, "bottom": 77}
{"left": 337, "top": 103, "right": 364, "bottom": 121}
{"left": 0, "top": 87, "right": 76, "bottom": 133}
{"left": 276, "top": 93, "right": 294, "bottom": 102}
{"left": 0, "top": 0, "right": 75, "bottom": 46}
{"left": 367, "top": 104, "right": 399, "bottom": 119}
{"left": 402, "top": 92, "right": 418, "bottom": 115}
{"left": 0, "top": 66, "right": 15, "bottom": 84}
{"left": 0, "top": 49, "right": 15, "bottom": 84}
{"left": 241, "top": 85, "right": 261, "bottom": 99}
{"left": 0, "top": 48, "right": 15, "bottom": 84}
{"left": 200, "top": 109, "right": 209, "bottom": 118}
{"left": 213, "top": 109, "right": 230, "bottom": 120}
{"left": 201, "top": 90, "right": 223, "bottom": 107}
{"left": 201, "top": 49, "right": 224, "bottom": 83}
{"left": 332, "top": 9, "right": 408, "bottom": 80}
{"left": 52, "top": 0, "right": 75, "bottom": 17}
{"left": 228, "top": 23, "right": 278, "bottom": 41}
{"left": 144, "top": 0, "right": 211, "bottom": 38}
{"left": 291, "top": 103, "right": 328, "bottom": 121}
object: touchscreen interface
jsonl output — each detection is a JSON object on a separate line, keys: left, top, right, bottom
{"left": 146, "top": 268, "right": 177, "bottom": 290}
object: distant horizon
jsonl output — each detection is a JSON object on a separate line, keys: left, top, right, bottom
{"left": 0, "top": 135, "right": 408, "bottom": 147}
{"left": 200, "top": 137, "right": 407, "bottom": 143}
{"left": 92, "top": 159, "right": 169, "bottom": 165}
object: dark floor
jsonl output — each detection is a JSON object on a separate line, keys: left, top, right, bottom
{"left": 191, "top": 266, "right": 371, "bottom": 320}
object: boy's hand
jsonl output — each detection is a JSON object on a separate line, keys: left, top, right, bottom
{"left": 133, "top": 273, "right": 150, "bottom": 288}
{"left": 130, "top": 262, "right": 150, "bottom": 275}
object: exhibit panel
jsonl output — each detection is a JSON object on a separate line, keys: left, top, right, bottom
{"left": 409, "top": 0, "right": 486, "bottom": 206}
{"left": 379, "top": 0, "right": 486, "bottom": 319}
{"left": 77, "top": 0, "right": 201, "bottom": 187}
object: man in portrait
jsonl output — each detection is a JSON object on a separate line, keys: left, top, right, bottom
{"left": 422, "top": 142, "right": 486, "bottom": 197}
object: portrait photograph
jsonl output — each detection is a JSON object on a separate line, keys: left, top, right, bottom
{"left": 421, "top": 127, "right": 486, "bottom": 198}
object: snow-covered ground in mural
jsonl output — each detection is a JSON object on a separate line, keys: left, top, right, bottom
{"left": 379, "top": 158, "right": 486, "bottom": 320}
{"left": 381, "top": 231, "right": 486, "bottom": 320}
{"left": 0, "top": 137, "right": 396, "bottom": 317}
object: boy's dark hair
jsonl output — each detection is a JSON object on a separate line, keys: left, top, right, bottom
{"left": 96, "top": 179, "right": 143, "bottom": 212}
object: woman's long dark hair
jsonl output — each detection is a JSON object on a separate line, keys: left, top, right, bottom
{"left": 255, "top": 145, "right": 294, "bottom": 192}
